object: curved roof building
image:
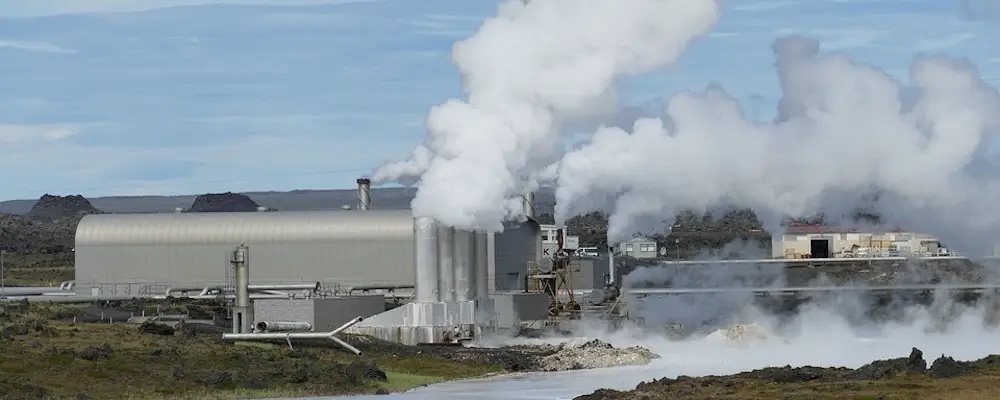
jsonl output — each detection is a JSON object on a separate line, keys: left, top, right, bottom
{"left": 74, "top": 209, "right": 543, "bottom": 298}
{"left": 74, "top": 210, "right": 416, "bottom": 293}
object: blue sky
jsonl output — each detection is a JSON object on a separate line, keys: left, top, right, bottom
{"left": 0, "top": 0, "right": 998, "bottom": 200}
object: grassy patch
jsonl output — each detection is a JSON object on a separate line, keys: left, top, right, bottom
{"left": 0, "top": 303, "right": 506, "bottom": 400}
{"left": 381, "top": 371, "right": 446, "bottom": 392}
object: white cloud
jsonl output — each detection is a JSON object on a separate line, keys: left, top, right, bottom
{"left": 0, "top": 0, "right": 385, "bottom": 18}
{"left": 0, "top": 124, "right": 80, "bottom": 145}
{"left": 0, "top": 39, "right": 76, "bottom": 54}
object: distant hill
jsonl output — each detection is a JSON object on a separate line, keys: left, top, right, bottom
{"left": 0, "top": 186, "right": 558, "bottom": 215}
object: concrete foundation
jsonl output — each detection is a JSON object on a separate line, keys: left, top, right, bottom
{"left": 492, "top": 292, "right": 550, "bottom": 330}
{"left": 350, "top": 192, "right": 541, "bottom": 345}
{"left": 254, "top": 296, "right": 385, "bottom": 332}
{"left": 348, "top": 300, "right": 478, "bottom": 345}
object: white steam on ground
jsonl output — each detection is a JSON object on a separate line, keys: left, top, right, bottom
{"left": 421, "top": 291, "right": 1000, "bottom": 400}
{"left": 374, "top": 0, "right": 1000, "bottom": 258}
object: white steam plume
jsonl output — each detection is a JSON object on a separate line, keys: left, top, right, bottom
{"left": 373, "top": 0, "right": 721, "bottom": 232}
{"left": 555, "top": 36, "right": 1000, "bottom": 256}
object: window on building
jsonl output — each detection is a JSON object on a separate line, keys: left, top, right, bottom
{"left": 626, "top": 244, "right": 634, "bottom": 252}
{"left": 783, "top": 234, "right": 797, "bottom": 241}
{"left": 840, "top": 233, "right": 848, "bottom": 240}
{"left": 639, "top": 244, "right": 655, "bottom": 252}
{"left": 542, "top": 232, "right": 550, "bottom": 241}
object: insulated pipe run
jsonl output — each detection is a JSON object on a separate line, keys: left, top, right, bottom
{"left": 437, "top": 226, "right": 455, "bottom": 302}
{"left": 248, "top": 283, "right": 320, "bottom": 292}
{"left": 165, "top": 287, "right": 213, "bottom": 297}
{"left": 453, "top": 229, "right": 474, "bottom": 302}
{"left": 222, "top": 317, "right": 364, "bottom": 355}
{"left": 414, "top": 217, "right": 440, "bottom": 303}
{"left": 151, "top": 294, "right": 289, "bottom": 300}
{"left": 248, "top": 283, "right": 318, "bottom": 292}
{"left": 256, "top": 321, "right": 312, "bottom": 332}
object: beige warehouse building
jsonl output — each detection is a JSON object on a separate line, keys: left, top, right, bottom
{"left": 772, "top": 225, "right": 943, "bottom": 259}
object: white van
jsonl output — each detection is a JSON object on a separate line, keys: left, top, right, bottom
{"left": 575, "top": 247, "right": 599, "bottom": 257}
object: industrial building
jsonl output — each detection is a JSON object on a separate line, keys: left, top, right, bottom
{"left": 615, "top": 235, "right": 659, "bottom": 259}
{"left": 74, "top": 213, "right": 549, "bottom": 297}
{"left": 67, "top": 179, "right": 614, "bottom": 345}
{"left": 772, "top": 225, "right": 945, "bottom": 259}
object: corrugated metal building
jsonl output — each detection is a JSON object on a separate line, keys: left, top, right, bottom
{"left": 74, "top": 210, "right": 541, "bottom": 297}
{"left": 774, "top": 225, "right": 943, "bottom": 259}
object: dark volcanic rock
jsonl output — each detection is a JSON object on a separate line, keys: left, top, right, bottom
{"left": 744, "top": 365, "right": 835, "bottom": 383}
{"left": 76, "top": 343, "right": 114, "bottom": 361}
{"left": 0, "top": 193, "right": 98, "bottom": 258}
{"left": 186, "top": 192, "right": 263, "bottom": 212}
{"left": 848, "top": 347, "right": 926, "bottom": 380}
{"left": 346, "top": 360, "right": 388, "bottom": 381}
{"left": 572, "top": 348, "right": 1000, "bottom": 400}
{"left": 26, "top": 194, "right": 101, "bottom": 221}
{"left": 138, "top": 321, "right": 176, "bottom": 336}
{"left": 0, "top": 212, "right": 77, "bottom": 255}
{"left": 929, "top": 355, "right": 972, "bottom": 378}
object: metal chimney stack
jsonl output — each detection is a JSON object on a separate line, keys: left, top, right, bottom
{"left": 522, "top": 188, "right": 535, "bottom": 220}
{"left": 231, "top": 243, "right": 252, "bottom": 334}
{"left": 357, "top": 178, "right": 372, "bottom": 211}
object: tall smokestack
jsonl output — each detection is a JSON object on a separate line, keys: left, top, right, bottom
{"left": 414, "top": 217, "right": 440, "bottom": 303}
{"left": 523, "top": 188, "right": 535, "bottom": 220}
{"left": 357, "top": 178, "right": 371, "bottom": 211}
{"left": 437, "top": 226, "right": 455, "bottom": 302}
{"left": 453, "top": 230, "right": 474, "bottom": 302}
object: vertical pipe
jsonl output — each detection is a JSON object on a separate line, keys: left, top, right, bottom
{"left": 453, "top": 230, "right": 473, "bottom": 301}
{"left": 486, "top": 232, "right": 496, "bottom": 295}
{"left": 474, "top": 232, "right": 489, "bottom": 300}
{"left": 357, "top": 178, "right": 372, "bottom": 211}
{"left": 414, "top": 217, "right": 439, "bottom": 303}
{"left": 232, "top": 244, "right": 252, "bottom": 334}
{"left": 607, "top": 245, "right": 616, "bottom": 286}
{"left": 437, "top": 226, "right": 455, "bottom": 302}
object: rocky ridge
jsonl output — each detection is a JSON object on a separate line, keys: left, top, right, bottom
{"left": 573, "top": 347, "right": 1000, "bottom": 400}
{"left": 185, "top": 192, "right": 265, "bottom": 212}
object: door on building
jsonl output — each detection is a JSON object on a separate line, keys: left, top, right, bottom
{"left": 810, "top": 239, "right": 831, "bottom": 259}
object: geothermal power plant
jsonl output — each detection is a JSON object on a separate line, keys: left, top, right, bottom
{"left": 4, "top": 178, "right": 1000, "bottom": 346}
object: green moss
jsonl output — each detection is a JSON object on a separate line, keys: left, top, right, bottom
{"left": 0, "top": 304, "right": 506, "bottom": 400}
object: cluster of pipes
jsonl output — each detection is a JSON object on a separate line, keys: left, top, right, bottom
{"left": 358, "top": 177, "right": 491, "bottom": 304}
{"left": 219, "top": 242, "right": 364, "bottom": 355}
{"left": 158, "top": 282, "right": 321, "bottom": 300}
{"left": 413, "top": 219, "right": 490, "bottom": 304}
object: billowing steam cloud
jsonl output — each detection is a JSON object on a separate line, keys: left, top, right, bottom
{"left": 373, "top": 0, "right": 721, "bottom": 232}
{"left": 555, "top": 36, "right": 1000, "bottom": 255}
{"left": 376, "top": 0, "right": 1000, "bottom": 256}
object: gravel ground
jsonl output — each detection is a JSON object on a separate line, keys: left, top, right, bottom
{"left": 534, "top": 339, "right": 659, "bottom": 371}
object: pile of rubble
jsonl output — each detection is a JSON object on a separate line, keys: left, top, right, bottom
{"left": 705, "top": 323, "right": 775, "bottom": 345}
{"left": 536, "top": 339, "right": 659, "bottom": 372}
